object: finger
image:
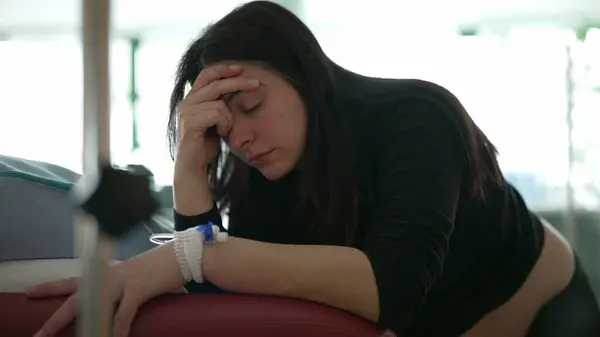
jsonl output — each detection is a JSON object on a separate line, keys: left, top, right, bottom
{"left": 35, "top": 294, "right": 78, "bottom": 337}
{"left": 186, "top": 76, "right": 260, "bottom": 104}
{"left": 190, "top": 63, "right": 243, "bottom": 92}
{"left": 180, "top": 100, "right": 233, "bottom": 138}
{"left": 112, "top": 294, "right": 139, "bottom": 337}
{"left": 26, "top": 277, "right": 78, "bottom": 298}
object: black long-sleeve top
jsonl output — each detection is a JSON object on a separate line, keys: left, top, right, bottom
{"left": 174, "top": 72, "right": 544, "bottom": 336}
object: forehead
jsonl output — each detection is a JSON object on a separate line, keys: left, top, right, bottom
{"left": 210, "top": 62, "right": 266, "bottom": 104}
{"left": 215, "top": 61, "right": 280, "bottom": 82}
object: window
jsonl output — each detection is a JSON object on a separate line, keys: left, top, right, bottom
{"left": 1, "top": 3, "right": 598, "bottom": 212}
{"left": 302, "top": 8, "right": 600, "bottom": 211}
{"left": 0, "top": 36, "right": 130, "bottom": 174}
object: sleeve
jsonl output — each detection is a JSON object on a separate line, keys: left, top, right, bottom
{"left": 361, "top": 96, "right": 467, "bottom": 332}
{"left": 173, "top": 202, "right": 225, "bottom": 231}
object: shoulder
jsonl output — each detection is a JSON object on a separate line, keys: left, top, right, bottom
{"left": 343, "top": 78, "right": 468, "bottom": 155}
{"left": 350, "top": 78, "right": 463, "bottom": 120}
{"left": 333, "top": 66, "right": 468, "bottom": 133}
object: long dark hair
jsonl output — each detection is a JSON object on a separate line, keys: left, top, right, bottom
{"left": 167, "top": 1, "right": 361, "bottom": 245}
{"left": 167, "top": 1, "right": 504, "bottom": 246}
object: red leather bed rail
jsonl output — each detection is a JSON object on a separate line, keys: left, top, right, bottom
{"left": 0, "top": 293, "right": 389, "bottom": 337}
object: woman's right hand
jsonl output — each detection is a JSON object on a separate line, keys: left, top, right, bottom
{"left": 173, "top": 64, "right": 260, "bottom": 215}
{"left": 174, "top": 63, "right": 260, "bottom": 181}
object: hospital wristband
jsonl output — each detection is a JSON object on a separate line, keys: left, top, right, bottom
{"left": 173, "top": 223, "right": 228, "bottom": 284}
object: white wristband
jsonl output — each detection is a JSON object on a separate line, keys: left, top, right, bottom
{"left": 173, "top": 225, "right": 228, "bottom": 284}
{"left": 173, "top": 238, "right": 192, "bottom": 282}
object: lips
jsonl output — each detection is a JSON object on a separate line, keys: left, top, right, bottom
{"left": 248, "top": 149, "right": 274, "bottom": 165}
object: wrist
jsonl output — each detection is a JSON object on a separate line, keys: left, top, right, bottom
{"left": 148, "top": 242, "right": 188, "bottom": 290}
{"left": 173, "top": 225, "right": 228, "bottom": 285}
{"left": 199, "top": 237, "right": 220, "bottom": 284}
{"left": 173, "top": 174, "right": 214, "bottom": 216}
{"left": 173, "top": 167, "right": 209, "bottom": 187}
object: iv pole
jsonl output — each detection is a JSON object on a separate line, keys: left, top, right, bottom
{"left": 75, "top": 0, "right": 157, "bottom": 336}
{"left": 78, "top": 0, "right": 113, "bottom": 336}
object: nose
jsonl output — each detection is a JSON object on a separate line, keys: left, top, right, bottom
{"left": 226, "top": 119, "right": 253, "bottom": 151}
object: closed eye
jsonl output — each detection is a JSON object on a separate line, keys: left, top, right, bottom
{"left": 243, "top": 103, "right": 261, "bottom": 114}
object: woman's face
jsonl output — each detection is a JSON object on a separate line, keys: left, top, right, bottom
{"left": 220, "top": 61, "right": 307, "bottom": 180}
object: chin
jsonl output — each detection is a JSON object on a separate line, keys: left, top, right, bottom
{"left": 259, "top": 162, "right": 292, "bottom": 181}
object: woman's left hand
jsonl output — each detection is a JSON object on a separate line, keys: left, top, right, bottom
{"left": 26, "top": 243, "right": 185, "bottom": 337}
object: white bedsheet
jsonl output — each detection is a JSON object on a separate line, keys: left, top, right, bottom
{"left": 0, "top": 259, "right": 117, "bottom": 292}
{"left": 0, "top": 259, "right": 187, "bottom": 294}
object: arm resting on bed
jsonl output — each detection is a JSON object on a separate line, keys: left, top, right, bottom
{"left": 202, "top": 238, "right": 380, "bottom": 322}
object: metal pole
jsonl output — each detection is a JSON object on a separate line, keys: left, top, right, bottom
{"left": 78, "top": 0, "right": 114, "bottom": 336}
{"left": 565, "top": 44, "right": 577, "bottom": 248}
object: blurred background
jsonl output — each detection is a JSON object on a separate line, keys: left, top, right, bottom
{"left": 1, "top": 0, "right": 599, "bottom": 299}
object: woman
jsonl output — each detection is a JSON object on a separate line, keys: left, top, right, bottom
{"left": 27, "top": 1, "right": 599, "bottom": 337}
